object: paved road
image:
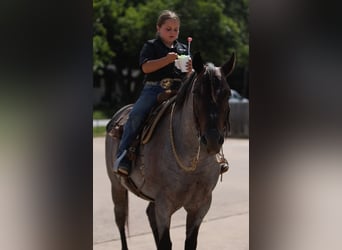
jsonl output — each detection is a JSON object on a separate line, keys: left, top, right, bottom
{"left": 93, "top": 137, "right": 249, "bottom": 250}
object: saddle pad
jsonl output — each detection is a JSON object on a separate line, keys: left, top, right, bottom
{"left": 106, "top": 96, "right": 175, "bottom": 143}
{"left": 141, "top": 96, "right": 176, "bottom": 144}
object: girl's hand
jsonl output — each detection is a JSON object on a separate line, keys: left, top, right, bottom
{"left": 142, "top": 52, "right": 178, "bottom": 73}
{"left": 165, "top": 52, "right": 178, "bottom": 64}
{"left": 186, "top": 57, "right": 193, "bottom": 73}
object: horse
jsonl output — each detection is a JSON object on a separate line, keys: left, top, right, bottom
{"left": 105, "top": 52, "right": 236, "bottom": 250}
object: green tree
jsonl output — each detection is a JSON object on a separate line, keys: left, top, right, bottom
{"left": 93, "top": 0, "right": 115, "bottom": 76}
{"left": 93, "top": 0, "right": 249, "bottom": 111}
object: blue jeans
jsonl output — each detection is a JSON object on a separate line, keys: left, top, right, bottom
{"left": 117, "top": 85, "right": 164, "bottom": 157}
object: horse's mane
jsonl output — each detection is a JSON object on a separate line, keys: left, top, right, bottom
{"left": 205, "top": 63, "right": 216, "bottom": 84}
{"left": 175, "top": 63, "right": 222, "bottom": 109}
{"left": 175, "top": 72, "right": 197, "bottom": 108}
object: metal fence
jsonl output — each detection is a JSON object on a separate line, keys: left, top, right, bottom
{"left": 227, "top": 102, "right": 249, "bottom": 137}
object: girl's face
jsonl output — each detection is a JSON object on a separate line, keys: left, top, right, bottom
{"left": 157, "top": 19, "right": 180, "bottom": 47}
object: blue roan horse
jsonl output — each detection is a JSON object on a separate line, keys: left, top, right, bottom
{"left": 105, "top": 52, "right": 236, "bottom": 250}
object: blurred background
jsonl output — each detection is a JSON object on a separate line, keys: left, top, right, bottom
{"left": 92, "top": 0, "right": 249, "bottom": 137}
{"left": 3, "top": 0, "right": 342, "bottom": 249}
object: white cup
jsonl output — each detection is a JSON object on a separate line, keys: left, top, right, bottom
{"left": 175, "top": 55, "right": 190, "bottom": 72}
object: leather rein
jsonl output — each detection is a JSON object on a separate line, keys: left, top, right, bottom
{"left": 169, "top": 70, "right": 204, "bottom": 172}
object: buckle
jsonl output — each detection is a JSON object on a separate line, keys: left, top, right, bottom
{"left": 160, "top": 78, "right": 172, "bottom": 89}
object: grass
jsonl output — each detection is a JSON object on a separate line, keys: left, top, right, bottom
{"left": 93, "top": 104, "right": 118, "bottom": 120}
{"left": 93, "top": 110, "right": 110, "bottom": 119}
{"left": 93, "top": 126, "right": 107, "bottom": 137}
{"left": 93, "top": 106, "right": 113, "bottom": 137}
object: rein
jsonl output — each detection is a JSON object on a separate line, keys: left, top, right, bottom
{"left": 169, "top": 67, "right": 228, "bottom": 173}
{"left": 170, "top": 102, "right": 201, "bottom": 172}
{"left": 169, "top": 70, "right": 204, "bottom": 172}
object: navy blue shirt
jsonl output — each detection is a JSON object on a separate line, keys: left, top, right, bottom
{"left": 139, "top": 37, "right": 188, "bottom": 82}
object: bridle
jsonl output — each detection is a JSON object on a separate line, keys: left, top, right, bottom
{"left": 192, "top": 65, "right": 230, "bottom": 139}
{"left": 168, "top": 70, "right": 203, "bottom": 171}
{"left": 169, "top": 102, "right": 201, "bottom": 171}
{"left": 168, "top": 69, "right": 205, "bottom": 171}
{"left": 169, "top": 66, "right": 228, "bottom": 172}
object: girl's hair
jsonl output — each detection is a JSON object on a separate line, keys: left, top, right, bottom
{"left": 156, "top": 10, "right": 180, "bottom": 28}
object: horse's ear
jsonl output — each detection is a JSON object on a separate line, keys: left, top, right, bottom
{"left": 221, "top": 52, "right": 236, "bottom": 77}
{"left": 192, "top": 52, "right": 204, "bottom": 73}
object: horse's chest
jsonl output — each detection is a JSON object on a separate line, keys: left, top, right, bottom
{"left": 173, "top": 177, "right": 213, "bottom": 200}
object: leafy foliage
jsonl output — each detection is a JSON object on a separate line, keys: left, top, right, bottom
{"left": 93, "top": 0, "right": 249, "bottom": 111}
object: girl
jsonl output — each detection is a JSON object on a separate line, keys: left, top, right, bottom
{"left": 114, "top": 10, "right": 193, "bottom": 176}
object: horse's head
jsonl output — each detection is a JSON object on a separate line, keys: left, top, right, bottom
{"left": 192, "top": 52, "right": 236, "bottom": 154}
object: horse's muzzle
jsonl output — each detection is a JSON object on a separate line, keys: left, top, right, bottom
{"left": 200, "top": 129, "right": 224, "bottom": 154}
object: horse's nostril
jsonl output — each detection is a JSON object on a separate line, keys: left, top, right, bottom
{"left": 201, "top": 136, "right": 207, "bottom": 145}
{"left": 218, "top": 135, "right": 224, "bottom": 145}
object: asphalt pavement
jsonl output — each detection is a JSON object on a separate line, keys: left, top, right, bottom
{"left": 93, "top": 137, "right": 249, "bottom": 250}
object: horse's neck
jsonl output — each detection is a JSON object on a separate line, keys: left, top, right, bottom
{"left": 173, "top": 94, "right": 198, "bottom": 148}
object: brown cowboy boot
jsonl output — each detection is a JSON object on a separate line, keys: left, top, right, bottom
{"left": 117, "top": 159, "right": 131, "bottom": 176}
{"left": 113, "top": 150, "right": 131, "bottom": 177}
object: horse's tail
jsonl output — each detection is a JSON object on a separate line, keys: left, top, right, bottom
{"left": 105, "top": 121, "right": 131, "bottom": 247}
{"left": 111, "top": 182, "right": 130, "bottom": 241}
{"left": 126, "top": 192, "right": 130, "bottom": 237}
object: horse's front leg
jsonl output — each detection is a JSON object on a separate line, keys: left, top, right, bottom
{"left": 184, "top": 195, "right": 212, "bottom": 250}
{"left": 154, "top": 198, "right": 174, "bottom": 250}
{"left": 146, "top": 202, "right": 159, "bottom": 247}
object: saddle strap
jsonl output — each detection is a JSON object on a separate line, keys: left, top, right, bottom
{"left": 118, "top": 176, "right": 154, "bottom": 202}
{"left": 141, "top": 96, "right": 176, "bottom": 144}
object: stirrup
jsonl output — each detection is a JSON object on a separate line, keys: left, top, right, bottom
{"left": 220, "top": 163, "right": 229, "bottom": 174}
{"left": 219, "top": 160, "right": 229, "bottom": 182}
{"left": 219, "top": 158, "right": 229, "bottom": 174}
{"left": 216, "top": 149, "right": 229, "bottom": 175}
{"left": 113, "top": 150, "right": 127, "bottom": 172}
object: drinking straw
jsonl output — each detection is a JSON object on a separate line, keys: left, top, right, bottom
{"left": 187, "top": 37, "right": 192, "bottom": 56}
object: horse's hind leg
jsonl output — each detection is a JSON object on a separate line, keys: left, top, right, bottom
{"left": 111, "top": 180, "right": 129, "bottom": 250}
{"left": 146, "top": 202, "right": 159, "bottom": 247}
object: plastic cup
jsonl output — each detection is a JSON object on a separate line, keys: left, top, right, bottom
{"left": 175, "top": 55, "right": 190, "bottom": 72}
